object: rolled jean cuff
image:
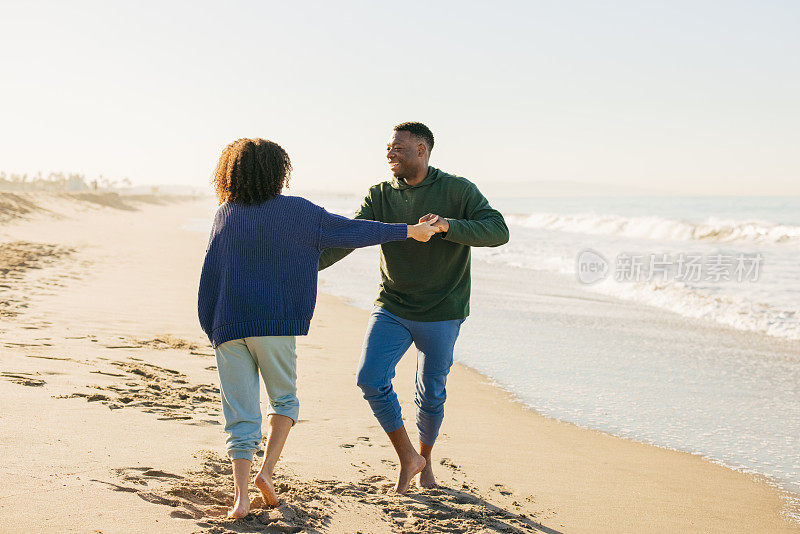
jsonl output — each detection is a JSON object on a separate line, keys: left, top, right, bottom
{"left": 268, "top": 404, "right": 299, "bottom": 425}
{"left": 381, "top": 415, "right": 404, "bottom": 435}
{"left": 228, "top": 448, "right": 255, "bottom": 461}
{"left": 418, "top": 431, "right": 439, "bottom": 447}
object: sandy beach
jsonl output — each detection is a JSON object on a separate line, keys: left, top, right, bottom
{"left": 1, "top": 193, "right": 798, "bottom": 533}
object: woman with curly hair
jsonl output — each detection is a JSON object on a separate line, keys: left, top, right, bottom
{"left": 198, "top": 138, "right": 440, "bottom": 518}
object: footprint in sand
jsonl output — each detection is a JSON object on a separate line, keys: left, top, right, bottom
{"left": 90, "top": 370, "right": 126, "bottom": 377}
{"left": 339, "top": 436, "right": 375, "bottom": 450}
{"left": 141, "top": 469, "right": 183, "bottom": 479}
{"left": 26, "top": 355, "right": 79, "bottom": 362}
{"left": 131, "top": 335, "right": 209, "bottom": 355}
{"left": 90, "top": 479, "right": 140, "bottom": 493}
{"left": 59, "top": 358, "right": 220, "bottom": 423}
{"left": 0, "top": 372, "right": 46, "bottom": 387}
{"left": 104, "top": 453, "right": 332, "bottom": 532}
{"left": 439, "top": 457, "right": 466, "bottom": 476}
{"left": 494, "top": 483, "right": 513, "bottom": 496}
{"left": 100, "top": 452, "right": 543, "bottom": 534}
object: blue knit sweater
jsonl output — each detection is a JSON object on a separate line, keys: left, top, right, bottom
{"left": 198, "top": 195, "right": 407, "bottom": 347}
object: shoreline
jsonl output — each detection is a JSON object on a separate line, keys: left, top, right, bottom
{"left": 0, "top": 193, "right": 798, "bottom": 532}
{"left": 452, "top": 304, "right": 800, "bottom": 499}
{"left": 450, "top": 357, "right": 800, "bottom": 523}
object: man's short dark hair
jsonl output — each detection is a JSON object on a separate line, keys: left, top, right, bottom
{"left": 394, "top": 122, "right": 434, "bottom": 152}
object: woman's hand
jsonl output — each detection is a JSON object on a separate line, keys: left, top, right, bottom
{"left": 407, "top": 221, "right": 441, "bottom": 242}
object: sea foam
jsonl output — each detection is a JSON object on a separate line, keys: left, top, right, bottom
{"left": 506, "top": 212, "right": 800, "bottom": 248}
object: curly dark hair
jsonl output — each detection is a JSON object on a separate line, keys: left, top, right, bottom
{"left": 394, "top": 122, "right": 434, "bottom": 152}
{"left": 212, "top": 138, "right": 292, "bottom": 205}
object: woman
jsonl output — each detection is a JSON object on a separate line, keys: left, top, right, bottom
{"left": 198, "top": 138, "right": 438, "bottom": 518}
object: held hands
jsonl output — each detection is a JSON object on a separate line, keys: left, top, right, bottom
{"left": 407, "top": 213, "right": 449, "bottom": 242}
{"left": 419, "top": 213, "right": 449, "bottom": 233}
{"left": 407, "top": 220, "right": 440, "bottom": 242}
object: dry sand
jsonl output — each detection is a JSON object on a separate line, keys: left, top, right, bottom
{"left": 0, "top": 192, "right": 797, "bottom": 533}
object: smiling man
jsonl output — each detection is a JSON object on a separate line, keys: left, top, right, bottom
{"left": 319, "top": 121, "right": 509, "bottom": 493}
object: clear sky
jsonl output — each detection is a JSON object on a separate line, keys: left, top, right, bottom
{"left": 1, "top": 1, "right": 797, "bottom": 195}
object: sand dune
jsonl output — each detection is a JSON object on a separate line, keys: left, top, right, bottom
{"left": 0, "top": 191, "right": 198, "bottom": 224}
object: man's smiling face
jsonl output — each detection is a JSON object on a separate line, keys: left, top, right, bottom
{"left": 386, "top": 130, "right": 424, "bottom": 180}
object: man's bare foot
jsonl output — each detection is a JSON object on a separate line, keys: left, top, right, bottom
{"left": 418, "top": 462, "right": 438, "bottom": 488}
{"left": 227, "top": 492, "right": 250, "bottom": 519}
{"left": 394, "top": 453, "right": 426, "bottom": 494}
{"left": 254, "top": 473, "right": 279, "bottom": 507}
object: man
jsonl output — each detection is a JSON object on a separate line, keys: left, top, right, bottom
{"left": 319, "top": 122, "right": 509, "bottom": 493}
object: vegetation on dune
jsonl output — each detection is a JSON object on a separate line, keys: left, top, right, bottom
{"left": 0, "top": 171, "right": 131, "bottom": 192}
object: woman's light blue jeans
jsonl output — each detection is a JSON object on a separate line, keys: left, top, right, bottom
{"left": 214, "top": 336, "right": 299, "bottom": 462}
{"left": 356, "top": 307, "right": 464, "bottom": 446}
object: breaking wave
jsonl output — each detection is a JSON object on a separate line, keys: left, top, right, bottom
{"left": 506, "top": 213, "right": 800, "bottom": 248}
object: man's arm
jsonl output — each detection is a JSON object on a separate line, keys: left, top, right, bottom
{"left": 430, "top": 183, "right": 509, "bottom": 247}
{"left": 318, "top": 193, "right": 375, "bottom": 270}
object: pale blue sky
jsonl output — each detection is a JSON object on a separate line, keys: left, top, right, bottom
{"left": 0, "top": 1, "right": 797, "bottom": 195}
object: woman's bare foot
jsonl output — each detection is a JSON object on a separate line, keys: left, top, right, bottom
{"left": 228, "top": 458, "right": 253, "bottom": 519}
{"left": 394, "top": 453, "right": 426, "bottom": 494}
{"left": 253, "top": 414, "right": 293, "bottom": 508}
{"left": 254, "top": 472, "right": 279, "bottom": 507}
{"left": 227, "top": 490, "right": 250, "bottom": 519}
{"left": 418, "top": 462, "right": 438, "bottom": 488}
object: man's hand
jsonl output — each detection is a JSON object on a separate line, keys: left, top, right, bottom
{"left": 419, "top": 213, "right": 449, "bottom": 233}
{"left": 407, "top": 221, "right": 439, "bottom": 242}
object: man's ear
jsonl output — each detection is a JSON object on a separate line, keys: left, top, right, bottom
{"left": 417, "top": 143, "right": 428, "bottom": 158}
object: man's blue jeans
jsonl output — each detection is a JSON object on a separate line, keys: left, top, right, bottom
{"left": 356, "top": 307, "right": 464, "bottom": 446}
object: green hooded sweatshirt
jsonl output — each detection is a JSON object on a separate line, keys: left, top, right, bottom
{"left": 319, "top": 166, "right": 509, "bottom": 322}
